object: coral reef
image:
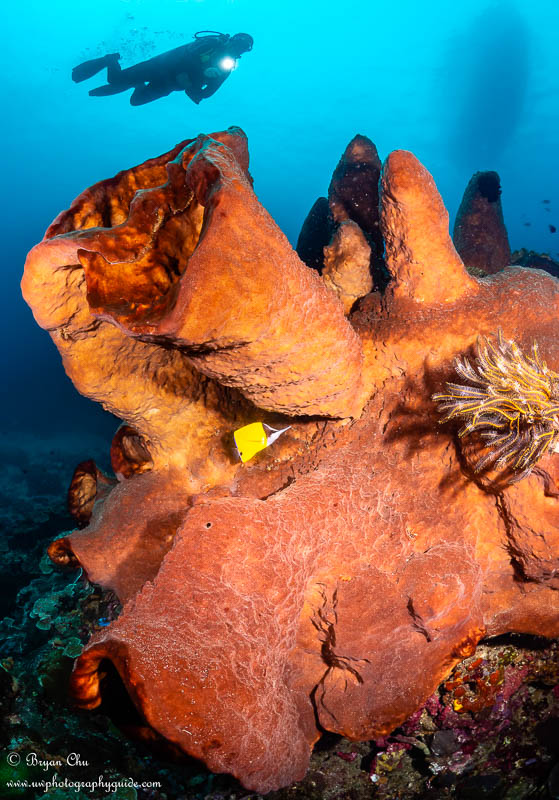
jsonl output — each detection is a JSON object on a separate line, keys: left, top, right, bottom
{"left": 0, "top": 432, "right": 111, "bottom": 619}
{"left": 512, "top": 248, "right": 559, "bottom": 280}
{"left": 21, "top": 128, "right": 559, "bottom": 793}
{"left": 2, "top": 552, "right": 558, "bottom": 800}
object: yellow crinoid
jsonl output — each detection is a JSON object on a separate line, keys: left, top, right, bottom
{"left": 433, "top": 330, "right": 559, "bottom": 480}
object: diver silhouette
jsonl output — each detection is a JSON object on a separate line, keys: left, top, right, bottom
{"left": 72, "top": 31, "right": 253, "bottom": 106}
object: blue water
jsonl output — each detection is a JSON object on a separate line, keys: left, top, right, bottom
{"left": 2, "top": 0, "right": 559, "bottom": 438}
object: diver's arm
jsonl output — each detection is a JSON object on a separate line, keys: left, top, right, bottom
{"left": 196, "top": 74, "right": 228, "bottom": 99}
{"left": 183, "top": 87, "right": 203, "bottom": 104}
{"left": 183, "top": 75, "right": 227, "bottom": 103}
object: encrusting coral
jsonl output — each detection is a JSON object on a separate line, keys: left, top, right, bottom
{"left": 21, "top": 127, "right": 559, "bottom": 793}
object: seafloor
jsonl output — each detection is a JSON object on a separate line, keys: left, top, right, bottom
{"left": 1, "top": 433, "right": 559, "bottom": 800}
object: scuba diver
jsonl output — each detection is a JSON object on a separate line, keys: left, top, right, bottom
{"left": 72, "top": 31, "right": 253, "bottom": 106}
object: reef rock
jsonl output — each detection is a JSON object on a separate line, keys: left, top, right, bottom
{"left": 22, "top": 131, "right": 559, "bottom": 794}
{"left": 453, "top": 170, "right": 511, "bottom": 274}
{"left": 511, "top": 248, "right": 559, "bottom": 280}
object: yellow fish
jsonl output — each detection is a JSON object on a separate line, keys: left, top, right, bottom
{"left": 233, "top": 422, "right": 291, "bottom": 463}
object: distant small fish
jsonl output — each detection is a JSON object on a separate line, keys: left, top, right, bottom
{"left": 523, "top": 222, "right": 531, "bottom": 227}
{"left": 542, "top": 199, "right": 551, "bottom": 204}
{"left": 550, "top": 225, "right": 557, "bottom": 233}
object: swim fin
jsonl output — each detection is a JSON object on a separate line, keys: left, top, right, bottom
{"left": 72, "top": 54, "right": 119, "bottom": 83}
{"left": 89, "top": 83, "right": 126, "bottom": 96}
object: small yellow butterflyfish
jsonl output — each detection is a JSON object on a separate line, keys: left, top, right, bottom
{"left": 233, "top": 422, "right": 291, "bottom": 463}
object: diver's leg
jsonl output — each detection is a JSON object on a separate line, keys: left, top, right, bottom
{"left": 129, "top": 82, "right": 172, "bottom": 106}
{"left": 89, "top": 55, "right": 137, "bottom": 96}
{"left": 89, "top": 83, "right": 128, "bottom": 97}
{"left": 175, "top": 71, "right": 202, "bottom": 104}
{"left": 105, "top": 54, "right": 123, "bottom": 83}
